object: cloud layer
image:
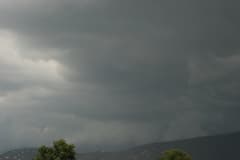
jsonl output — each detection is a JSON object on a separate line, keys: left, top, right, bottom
{"left": 0, "top": 0, "right": 240, "bottom": 152}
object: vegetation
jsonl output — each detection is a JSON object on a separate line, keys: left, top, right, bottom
{"left": 159, "top": 149, "right": 192, "bottom": 160}
{"left": 34, "top": 140, "right": 191, "bottom": 160}
{"left": 33, "top": 139, "right": 76, "bottom": 160}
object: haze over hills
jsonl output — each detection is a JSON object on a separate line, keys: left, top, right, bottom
{"left": 0, "top": 132, "right": 240, "bottom": 160}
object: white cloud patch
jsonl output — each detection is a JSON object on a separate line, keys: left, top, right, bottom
{"left": 0, "top": 30, "right": 63, "bottom": 86}
{"left": 0, "top": 30, "right": 65, "bottom": 108}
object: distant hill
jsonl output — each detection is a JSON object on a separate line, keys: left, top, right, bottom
{"left": 0, "top": 148, "right": 37, "bottom": 160}
{"left": 1, "top": 132, "right": 240, "bottom": 160}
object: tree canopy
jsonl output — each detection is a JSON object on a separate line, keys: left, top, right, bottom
{"left": 159, "top": 149, "right": 192, "bottom": 160}
{"left": 34, "top": 139, "right": 76, "bottom": 160}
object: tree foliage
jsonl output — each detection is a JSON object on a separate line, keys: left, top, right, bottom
{"left": 159, "top": 149, "right": 192, "bottom": 160}
{"left": 34, "top": 139, "right": 76, "bottom": 160}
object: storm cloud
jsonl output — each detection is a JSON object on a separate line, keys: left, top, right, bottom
{"left": 0, "top": 0, "right": 240, "bottom": 152}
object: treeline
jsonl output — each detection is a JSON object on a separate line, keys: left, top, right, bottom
{"left": 33, "top": 139, "right": 192, "bottom": 160}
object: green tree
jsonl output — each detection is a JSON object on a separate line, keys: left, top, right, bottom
{"left": 159, "top": 149, "right": 192, "bottom": 160}
{"left": 34, "top": 139, "right": 76, "bottom": 160}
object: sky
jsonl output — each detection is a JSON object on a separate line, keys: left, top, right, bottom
{"left": 0, "top": 0, "right": 240, "bottom": 153}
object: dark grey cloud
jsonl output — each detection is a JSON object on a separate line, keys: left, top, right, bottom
{"left": 0, "top": 0, "right": 239, "bottom": 153}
